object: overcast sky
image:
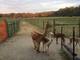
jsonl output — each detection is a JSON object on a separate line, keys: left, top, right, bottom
{"left": 0, "top": 0, "right": 80, "bottom": 13}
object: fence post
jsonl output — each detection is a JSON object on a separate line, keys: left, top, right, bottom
{"left": 79, "top": 19, "right": 80, "bottom": 37}
{"left": 53, "top": 19, "right": 55, "bottom": 35}
{"left": 43, "top": 20, "right": 44, "bottom": 30}
{"left": 73, "top": 27, "right": 76, "bottom": 60}
{"left": 61, "top": 26, "right": 63, "bottom": 49}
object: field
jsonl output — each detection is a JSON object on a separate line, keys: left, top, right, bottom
{"left": 23, "top": 17, "right": 80, "bottom": 37}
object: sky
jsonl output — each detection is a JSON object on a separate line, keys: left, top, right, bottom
{"left": 0, "top": 0, "right": 80, "bottom": 13}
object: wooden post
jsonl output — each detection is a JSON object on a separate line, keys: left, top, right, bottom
{"left": 53, "top": 19, "right": 55, "bottom": 35}
{"left": 61, "top": 26, "right": 63, "bottom": 49}
{"left": 79, "top": 19, "right": 80, "bottom": 37}
{"left": 73, "top": 27, "right": 76, "bottom": 60}
{"left": 43, "top": 20, "right": 44, "bottom": 30}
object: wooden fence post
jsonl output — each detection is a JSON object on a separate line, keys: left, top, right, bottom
{"left": 43, "top": 20, "right": 44, "bottom": 30}
{"left": 79, "top": 19, "right": 80, "bottom": 37}
{"left": 61, "top": 26, "right": 63, "bottom": 49}
{"left": 53, "top": 19, "right": 55, "bottom": 35}
{"left": 73, "top": 27, "right": 76, "bottom": 60}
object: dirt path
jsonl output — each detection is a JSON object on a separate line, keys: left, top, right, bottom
{"left": 0, "top": 21, "right": 66, "bottom": 60}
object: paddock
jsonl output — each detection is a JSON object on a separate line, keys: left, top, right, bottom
{"left": 25, "top": 17, "right": 80, "bottom": 60}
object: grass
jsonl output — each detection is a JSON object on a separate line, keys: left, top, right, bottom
{"left": 22, "top": 17, "right": 80, "bottom": 37}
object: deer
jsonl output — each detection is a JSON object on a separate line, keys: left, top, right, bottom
{"left": 43, "top": 32, "right": 54, "bottom": 52}
{"left": 53, "top": 33, "right": 65, "bottom": 44}
{"left": 31, "top": 21, "right": 53, "bottom": 53}
{"left": 69, "top": 37, "right": 80, "bottom": 46}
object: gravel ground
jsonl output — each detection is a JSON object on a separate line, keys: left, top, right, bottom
{"left": 0, "top": 21, "right": 67, "bottom": 60}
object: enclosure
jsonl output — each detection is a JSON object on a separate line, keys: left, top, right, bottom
{"left": 24, "top": 17, "right": 80, "bottom": 60}
{"left": 0, "top": 17, "right": 80, "bottom": 60}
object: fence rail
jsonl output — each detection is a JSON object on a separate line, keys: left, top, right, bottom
{"left": 56, "top": 24, "right": 79, "bottom": 26}
{"left": 60, "top": 27, "right": 80, "bottom": 60}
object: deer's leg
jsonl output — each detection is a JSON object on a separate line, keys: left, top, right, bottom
{"left": 42, "top": 42, "right": 46, "bottom": 53}
{"left": 62, "top": 37, "right": 65, "bottom": 43}
{"left": 69, "top": 39, "right": 72, "bottom": 45}
{"left": 44, "top": 43, "right": 47, "bottom": 53}
{"left": 79, "top": 40, "right": 80, "bottom": 47}
{"left": 79, "top": 43, "right": 80, "bottom": 47}
{"left": 33, "top": 40, "right": 36, "bottom": 50}
{"left": 76, "top": 41, "right": 77, "bottom": 46}
{"left": 43, "top": 43, "right": 45, "bottom": 52}
{"left": 56, "top": 37, "right": 58, "bottom": 44}
{"left": 36, "top": 42, "right": 40, "bottom": 53}
{"left": 76, "top": 40, "right": 78, "bottom": 46}
{"left": 63, "top": 38, "right": 65, "bottom": 43}
{"left": 47, "top": 44, "right": 49, "bottom": 53}
{"left": 77, "top": 42, "right": 80, "bottom": 48}
{"left": 38, "top": 42, "right": 40, "bottom": 52}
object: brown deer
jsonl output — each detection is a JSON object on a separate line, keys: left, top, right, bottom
{"left": 54, "top": 33, "right": 65, "bottom": 44}
{"left": 69, "top": 37, "right": 80, "bottom": 46}
{"left": 31, "top": 21, "right": 52, "bottom": 53}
